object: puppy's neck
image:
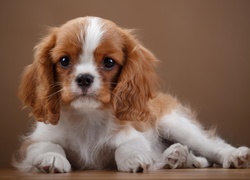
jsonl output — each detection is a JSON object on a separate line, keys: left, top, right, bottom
{"left": 59, "top": 102, "right": 114, "bottom": 124}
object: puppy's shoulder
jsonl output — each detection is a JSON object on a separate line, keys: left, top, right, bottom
{"left": 149, "top": 92, "right": 181, "bottom": 119}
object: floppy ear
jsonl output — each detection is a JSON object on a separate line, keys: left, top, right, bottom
{"left": 18, "top": 28, "right": 60, "bottom": 125}
{"left": 112, "top": 30, "right": 158, "bottom": 122}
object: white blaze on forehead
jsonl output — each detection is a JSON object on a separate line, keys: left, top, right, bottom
{"left": 75, "top": 17, "right": 104, "bottom": 76}
{"left": 75, "top": 17, "right": 104, "bottom": 78}
{"left": 85, "top": 17, "right": 104, "bottom": 53}
{"left": 81, "top": 17, "right": 104, "bottom": 63}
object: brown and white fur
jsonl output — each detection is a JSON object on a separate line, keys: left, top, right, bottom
{"left": 14, "top": 16, "right": 250, "bottom": 173}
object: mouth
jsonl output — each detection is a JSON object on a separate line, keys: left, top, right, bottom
{"left": 71, "top": 93, "right": 101, "bottom": 109}
{"left": 74, "top": 89, "right": 97, "bottom": 99}
{"left": 72, "top": 86, "right": 96, "bottom": 97}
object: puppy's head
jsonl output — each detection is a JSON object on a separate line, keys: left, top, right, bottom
{"left": 19, "top": 17, "right": 158, "bottom": 124}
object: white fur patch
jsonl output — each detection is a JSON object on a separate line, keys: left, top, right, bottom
{"left": 15, "top": 141, "right": 71, "bottom": 173}
{"left": 71, "top": 17, "right": 104, "bottom": 103}
{"left": 83, "top": 17, "right": 104, "bottom": 59}
{"left": 71, "top": 96, "right": 101, "bottom": 110}
{"left": 79, "top": 17, "right": 104, "bottom": 66}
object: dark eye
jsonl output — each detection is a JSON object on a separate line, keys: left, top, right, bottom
{"left": 60, "top": 56, "right": 70, "bottom": 68}
{"left": 103, "top": 57, "right": 115, "bottom": 70}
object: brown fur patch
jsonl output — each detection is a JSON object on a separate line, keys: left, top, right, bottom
{"left": 94, "top": 24, "right": 125, "bottom": 105}
{"left": 118, "top": 93, "right": 180, "bottom": 132}
{"left": 149, "top": 93, "right": 180, "bottom": 119}
{"left": 19, "top": 28, "right": 60, "bottom": 124}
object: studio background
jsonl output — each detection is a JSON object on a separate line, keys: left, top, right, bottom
{"left": 1, "top": 0, "right": 250, "bottom": 167}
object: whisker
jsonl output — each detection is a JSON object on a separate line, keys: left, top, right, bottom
{"left": 45, "top": 83, "right": 65, "bottom": 100}
{"left": 45, "top": 80, "right": 123, "bottom": 106}
{"left": 46, "top": 89, "right": 64, "bottom": 101}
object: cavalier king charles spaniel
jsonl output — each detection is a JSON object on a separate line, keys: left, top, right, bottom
{"left": 14, "top": 16, "right": 250, "bottom": 173}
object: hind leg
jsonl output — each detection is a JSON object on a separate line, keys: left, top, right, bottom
{"left": 159, "top": 108, "right": 250, "bottom": 168}
{"left": 163, "top": 143, "right": 209, "bottom": 169}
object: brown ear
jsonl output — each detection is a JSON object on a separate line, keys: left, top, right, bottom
{"left": 112, "top": 31, "right": 158, "bottom": 122}
{"left": 18, "top": 28, "right": 60, "bottom": 125}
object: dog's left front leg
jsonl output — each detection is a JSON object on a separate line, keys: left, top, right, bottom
{"left": 111, "top": 128, "right": 156, "bottom": 172}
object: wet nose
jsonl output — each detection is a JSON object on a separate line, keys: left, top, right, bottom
{"left": 75, "top": 74, "right": 94, "bottom": 88}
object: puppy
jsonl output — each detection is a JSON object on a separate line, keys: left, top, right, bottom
{"left": 14, "top": 16, "right": 250, "bottom": 173}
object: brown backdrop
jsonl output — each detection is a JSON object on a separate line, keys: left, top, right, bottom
{"left": 1, "top": 0, "right": 250, "bottom": 167}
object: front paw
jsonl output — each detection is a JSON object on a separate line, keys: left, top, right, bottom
{"left": 33, "top": 152, "right": 71, "bottom": 173}
{"left": 116, "top": 151, "right": 153, "bottom": 173}
{"left": 223, "top": 146, "right": 250, "bottom": 168}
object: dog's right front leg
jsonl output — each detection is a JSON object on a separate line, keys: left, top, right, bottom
{"left": 14, "top": 141, "right": 71, "bottom": 173}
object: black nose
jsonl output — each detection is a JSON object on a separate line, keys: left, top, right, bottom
{"left": 75, "top": 74, "right": 94, "bottom": 88}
